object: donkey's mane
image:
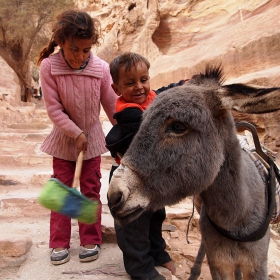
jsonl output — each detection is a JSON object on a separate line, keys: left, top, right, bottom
{"left": 194, "top": 64, "right": 225, "bottom": 85}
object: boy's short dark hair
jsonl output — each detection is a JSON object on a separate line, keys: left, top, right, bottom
{"left": 110, "top": 52, "right": 150, "bottom": 84}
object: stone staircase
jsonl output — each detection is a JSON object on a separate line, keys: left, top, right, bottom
{"left": 0, "top": 103, "right": 117, "bottom": 232}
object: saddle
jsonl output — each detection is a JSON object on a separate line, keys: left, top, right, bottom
{"left": 236, "top": 121, "right": 280, "bottom": 225}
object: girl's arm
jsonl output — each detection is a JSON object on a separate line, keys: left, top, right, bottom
{"left": 99, "top": 61, "right": 117, "bottom": 126}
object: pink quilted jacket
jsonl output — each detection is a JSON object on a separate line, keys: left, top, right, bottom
{"left": 40, "top": 50, "right": 117, "bottom": 161}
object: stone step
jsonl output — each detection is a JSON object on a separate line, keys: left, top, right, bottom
{"left": 0, "top": 154, "right": 53, "bottom": 167}
{"left": 0, "top": 140, "right": 45, "bottom": 156}
{"left": 6, "top": 122, "right": 52, "bottom": 131}
{"left": 0, "top": 151, "right": 113, "bottom": 167}
{"left": 32, "top": 108, "right": 50, "bottom": 119}
{"left": 0, "top": 169, "right": 52, "bottom": 186}
{"left": 0, "top": 165, "right": 111, "bottom": 205}
{"left": 0, "top": 132, "right": 50, "bottom": 141}
{"left": 0, "top": 155, "right": 113, "bottom": 184}
{"left": 0, "top": 191, "right": 112, "bottom": 220}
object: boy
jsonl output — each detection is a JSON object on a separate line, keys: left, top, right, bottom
{"left": 106, "top": 52, "right": 183, "bottom": 280}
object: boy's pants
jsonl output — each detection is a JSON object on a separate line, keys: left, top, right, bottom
{"left": 115, "top": 209, "right": 171, "bottom": 280}
{"left": 109, "top": 165, "right": 171, "bottom": 280}
{"left": 49, "top": 156, "right": 102, "bottom": 249}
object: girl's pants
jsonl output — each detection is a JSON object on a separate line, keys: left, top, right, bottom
{"left": 49, "top": 156, "right": 102, "bottom": 249}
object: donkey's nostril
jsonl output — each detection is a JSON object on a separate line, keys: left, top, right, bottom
{"left": 108, "top": 191, "right": 123, "bottom": 211}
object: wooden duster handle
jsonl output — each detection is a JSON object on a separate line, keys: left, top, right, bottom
{"left": 72, "top": 150, "right": 84, "bottom": 189}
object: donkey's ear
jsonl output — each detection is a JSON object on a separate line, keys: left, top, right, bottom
{"left": 219, "top": 83, "right": 280, "bottom": 114}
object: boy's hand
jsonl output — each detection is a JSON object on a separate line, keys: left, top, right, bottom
{"left": 76, "top": 133, "right": 87, "bottom": 155}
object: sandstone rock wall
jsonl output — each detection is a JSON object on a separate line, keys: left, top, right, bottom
{"left": 1, "top": 0, "right": 280, "bottom": 153}
{"left": 83, "top": 0, "right": 280, "bottom": 154}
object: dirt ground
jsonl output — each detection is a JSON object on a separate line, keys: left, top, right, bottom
{"left": 1, "top": 195, "right": 280, "bottom": 280}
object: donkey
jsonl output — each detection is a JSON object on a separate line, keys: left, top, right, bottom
{"left": 107, "top": 65, "right": 280, "bottom": 280}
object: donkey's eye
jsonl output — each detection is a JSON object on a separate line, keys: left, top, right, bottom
{"left": 165, "top": 121, "right": 188, "bottom": 134}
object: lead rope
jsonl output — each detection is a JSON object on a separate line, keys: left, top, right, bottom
{"left": 186, "top": 198, "right": 195, "bottom": 244}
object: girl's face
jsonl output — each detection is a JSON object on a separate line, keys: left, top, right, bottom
{"left": 59, "top": 36, "right": 93, "bottom": 69}
{"left": 112, "top": 62, "right": 150, "bottom": 105}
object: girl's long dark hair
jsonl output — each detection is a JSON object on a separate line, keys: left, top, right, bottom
{"left": 37, "top": 10, "right": 101, "bottom": 65}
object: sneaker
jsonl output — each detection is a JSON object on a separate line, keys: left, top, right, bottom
{"left": 50, "top": 248, "right": 70, "bottom": 265}
{"left": 79, "top": 245, "right": 100, "bottom": 262}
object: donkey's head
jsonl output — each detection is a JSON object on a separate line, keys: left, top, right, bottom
{"left": 107, "top": 65, "right": 280, "bottom": 224}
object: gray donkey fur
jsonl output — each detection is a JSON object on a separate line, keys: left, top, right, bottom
{"left": 107, "top": 65, "right": 280, "bottom": 279}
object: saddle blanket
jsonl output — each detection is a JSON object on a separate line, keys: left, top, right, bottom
{"left": 238, "top": 135, "right": 280, "bottom": 224}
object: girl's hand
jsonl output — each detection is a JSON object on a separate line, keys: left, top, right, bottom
{"left": 76, "top": 133, "right": 87, "bottom": 155}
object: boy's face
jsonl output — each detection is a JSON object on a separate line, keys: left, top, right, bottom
{"left": 112, "top": 62, "right": 150, "bottom": 105}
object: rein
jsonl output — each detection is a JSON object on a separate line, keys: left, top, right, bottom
{"left": 206, "top": 121, "right": 277, "bottom": 242}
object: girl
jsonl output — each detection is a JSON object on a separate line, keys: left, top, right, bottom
{"left": 37, "top": 10, "right": 117, "bottom": 265}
